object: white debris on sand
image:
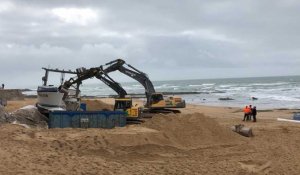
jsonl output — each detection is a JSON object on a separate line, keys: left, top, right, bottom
{"left": 20, "top": 105, "right": 37, "bottom": 110}
{"left": 0, "top": 105, "right": 10, "bottom": 123}
{"left": 11, "top": 121, "right": 30, "bottom": 128}
{"left": 9, "top": 108, "right": 48, "bottom": 129}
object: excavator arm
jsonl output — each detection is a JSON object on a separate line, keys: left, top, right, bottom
{"left": 103, "top": 59, "right": 156, "bottom": 106}
{"left": 58, "top": 67, "right": 100, "bottom": 99}
{"left": 59, "top": 65, "right": 128, "bottom": 99}
{"left": 60, "top": 67, "right": 99, "bottom": 90}
{"left": 94, "top": 71, "right": 127, "bottom": 98}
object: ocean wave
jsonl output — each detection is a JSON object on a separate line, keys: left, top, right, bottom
{"left": 218, "top": 84, "right": 237, "bottom": 88}
{"left": 155, "top": 85, "right": 180, "bottom": 89}
{"left": 122, "top": 86, "right": 145, "bottom": 90}
{"left": 272, "top": 96, "right": 300, "bottom": 102}
{"left": 226, "top": 87, "right": 248, "bottom": 91}
{"left": 255, "top": 94, "right": 300, "bottom": 102}
{"left": 189, "top": 83, "right": 215, "bottom": 87}
{"left": 247, "top": 82, "right": 289, "bottom": 86}
{"left": 188, "top": 84, "right": 203, "bottom": 87}
{"left": 281, "top": 89, "right": 294, "bottom": 91}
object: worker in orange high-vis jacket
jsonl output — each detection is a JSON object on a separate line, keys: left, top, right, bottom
{"left": 243, "top": 106, "right": 249, "bottom": 121}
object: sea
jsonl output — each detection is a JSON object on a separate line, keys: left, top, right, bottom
{"left": 25, "top": 75, "right": 300, "bottom": 110}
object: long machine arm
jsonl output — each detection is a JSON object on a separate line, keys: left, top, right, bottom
{"left": 60, "top": 66, "right": 127, "bottom": 98}
{"left": 103, "top": 59, "right": 156, "bottom": 106}
{"left": 94, "top": 71, "right": 127, "bottom": 98}
{"left": 60, "top": 67, "right": 99, "bottom": 90}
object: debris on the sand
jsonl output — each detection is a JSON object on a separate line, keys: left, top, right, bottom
{"left": 0, "top": 106, "right": 10, "bottom": 124}
{"left": 231, "top": 124, "right": 253, "bottom": 137}
{"left": 10, "top": 106, "right": 48, "bottom": 128}
{"left": 11, "top": 121, "right": 30, "bottom": 128}
{"left": 20, "top": 105, "right": 36, "bottom": 110}
{"left": 0, "top": 99, "right": 7, "bottom": 106}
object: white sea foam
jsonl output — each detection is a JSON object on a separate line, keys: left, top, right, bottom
{"left": 248, "top": 82, "right": 289, "bottom": 86}
{"left": 189, "top": 83, "right": 215, "bottom": 87}
{"left": 218, "top": 84, "right": 236, "bottom": 88}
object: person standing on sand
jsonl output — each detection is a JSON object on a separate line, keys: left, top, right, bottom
{"left": 1, "top": 84, "right": 4, "bottom": 89}
{"left": 248, "top": 105, "right": 253, "bottom": 121}
{"left": 252, "top": 106, "right": 257, "bottom": 122}
{"left": 243, "top": 106, "right": 249, "bottom": 121}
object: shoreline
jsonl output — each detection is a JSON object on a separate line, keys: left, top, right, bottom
{"left": 5, "top": 98, "right": 300, "bottom": 121}
{"left": 187, "top": 102, "right": 300, "bottom": 111}
{"left": 23, "top": 94, "right": 300, "bottom": 110}
{"left": 7, "top": 96, "right": 300, "bottom": 111}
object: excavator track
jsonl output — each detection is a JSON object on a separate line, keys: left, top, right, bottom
{"left": 126, "top": 118, "right": 145, "bottom": 124}
{"left": 145, "top": 108, "right": 181, "bottom": 114}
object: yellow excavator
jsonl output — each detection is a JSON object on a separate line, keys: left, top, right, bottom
{"left": 101, "top": 59, "right": 186, "bottom": 113}
{"left": 94, "top": 70, "right": 141, "bottom": 119}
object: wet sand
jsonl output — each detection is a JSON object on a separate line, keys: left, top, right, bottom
{"left": 1, "top": 98, "right": 300, "bottom": 174}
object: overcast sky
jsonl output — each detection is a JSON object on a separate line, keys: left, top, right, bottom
{"left": 0, "top": 0, "right": 300, "bottom": 88}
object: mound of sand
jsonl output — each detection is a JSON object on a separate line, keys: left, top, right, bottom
{"left": 56, "top": 113, "right": 243, "bottom": 152}
{"left": 82, "top": 99, "right": 114, "bottom": 111}
{"left": 140, "top": 113, "right": 244, "bottom": 149}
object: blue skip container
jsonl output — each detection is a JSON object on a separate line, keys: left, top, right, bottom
{"left": 48, "top": 111, "right": 126, "bottom": 128}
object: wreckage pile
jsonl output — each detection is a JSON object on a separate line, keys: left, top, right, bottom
{"left": 0, "top": 105, "right": 48, "bottom": 128}
{"left": 0, "top": 106, "right": 10, "bottom": 123}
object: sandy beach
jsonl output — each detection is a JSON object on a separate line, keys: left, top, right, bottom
{"left": 1, "top": 98, "right": 300, "bottom": 175}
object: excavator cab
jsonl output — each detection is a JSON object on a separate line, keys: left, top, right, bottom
{"left": 149, "top": 93, "right": 186, "bottom": 109}
{"left": 150, "top": 93, "right": 164, "bottom": 104}
{"left": 149, "top": 93, "right": 170, "bottom": 108}
{"left": 114, "top": 98, "right": 141, "bottom": 118}
{"left": 114, "top": 98, "right": 132, "bottom": 110}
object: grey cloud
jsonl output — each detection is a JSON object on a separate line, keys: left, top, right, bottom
{"left": 0, "top": 0, "right": 299, "bottom": 88}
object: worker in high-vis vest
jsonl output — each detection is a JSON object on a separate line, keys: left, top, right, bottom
{"left": 243, "top": 106, "right": 250, "bottom": 121}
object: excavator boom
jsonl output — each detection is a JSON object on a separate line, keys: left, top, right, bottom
{"left": 103, "top": 59, "right": 156, "bottom": 107}
{"left": 94, "top": 71, "right": 127, "bottom": 98}
{"left": 102, "top": 59, "right": 186, "bottom": 110}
